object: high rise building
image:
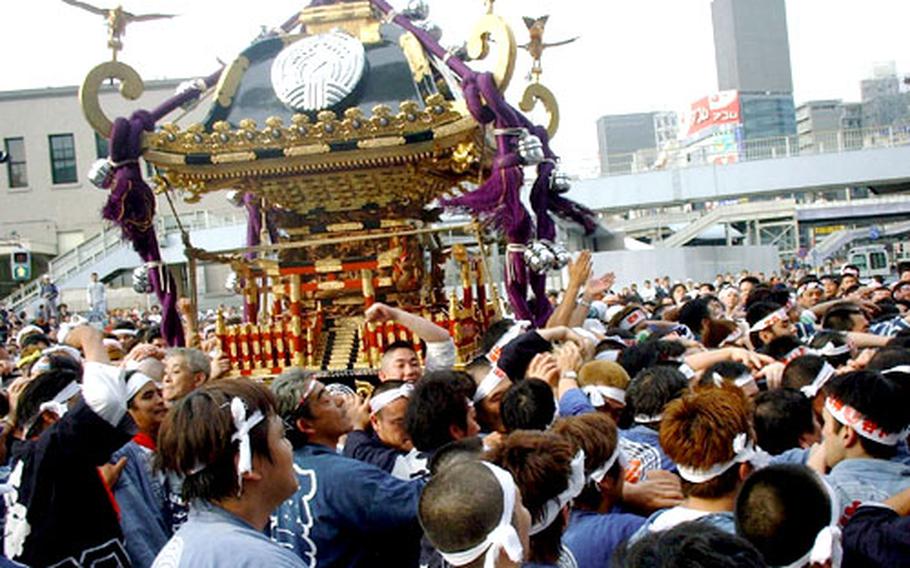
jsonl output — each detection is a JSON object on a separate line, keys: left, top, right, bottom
{"left": 712, "top": 0, "right": 793, "bottom": 93}
{"left": 860, "top": 62, "right": 910, "bottom": 128}
{"left": 711, "top": 0, "right": 796, "bottom": 141}
{"left": 795, "top": 100, "right": 863, "bottom": 152}
{"left": 595, "top": 113, "right": 657, "bottom": 175}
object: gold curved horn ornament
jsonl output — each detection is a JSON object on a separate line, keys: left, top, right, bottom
{"left": 466, "top": 13, "right": 517, "bottom": 92}
{"left": 519, "top": 82, "right": 560, "bottom": 139}
{"left": 79, "top": 60, "right": 145, "bottom": 138}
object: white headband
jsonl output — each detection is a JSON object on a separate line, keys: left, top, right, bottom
{"left": 800, "top": 362, "right": 836, "bottom": 399}
{"left": 370, "top": 384, "right": 414, "bottom": 415}
{"left": 16, "top": 325, "right": 43, "bottom": 346}
{"left": 581, "top": 385, "right": 626, "bottom": 407}
{"left": 486, "top": 321, "right": 531, "bottom": 364}
{"left": 797, "top": 281, "right": 823, "bottom": 298}
{"left": 777, "top": 477, "right": 842, "bottom": 568}
{"left": 588, "top": 444, "right": 625, "bottom": 485}
{"left": 749, "top": 308, "right": 788, "bottom": 333}
{"left": 528, "top": 450, "right": 586, "bottom": 536}
{"left": 782, "top": 346, "right": 811, "bottom": 364}
{"left": 619, "top": 309, "right": 647, "bottom": 331}
{"left": 720, "top": 327, "right": 744, "bottom": 347}
{"left": 111, "top": 328, "right": 139, "bottom": 337}
{"left": 825, "top": 397, "right": 903, "bottom": 446}
{"left": 230, "top": 397, "right": 265, "bottom": 495}
{"left": 634, "top": 413, "right": 663, "bottom": 424}
{"left": 126, "top": 372, "right": 156, "bottom": 402}
{"left": 881, "top": 365, "right": 910, "bottom": 376}
{"left": 41, "top": 345, "right": 82, "bottom": 361}
{"left": 816, "top": 342, "right": 851, "bottom": 357}
{"left": 676, "top": 433, "right": 769, "bottom": 484}
{"left": 437, "top": 462, "right": 524, "bottom": 568}
{"left": 27, "top": 380, "right": 82, "bottom": 433}
{"left": 712, "top": 372, "right": 756, "bottom": 390}
{"left": 594, "top": 350, "right": 619, "bottom": 362}
{"left": 473, "top": 367, "right": 509, "bottom": 403}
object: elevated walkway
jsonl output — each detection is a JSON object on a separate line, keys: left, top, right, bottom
{"left": 3, "top": 211, "right": 246, "bottom": 315}
{"left": 807, "top": 219, "right": 910, "bottom": 265}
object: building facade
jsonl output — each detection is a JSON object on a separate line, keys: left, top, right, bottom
{"left": 711, "top": 0, "right": 796, "bottom": 142}
{"left": 0, "top": 80, "right": 238, "bottom": 299}
{"left": 595, "top": 112, "right": 658, "bottom": 175}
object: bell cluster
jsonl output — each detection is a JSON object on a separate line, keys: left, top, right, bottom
{"left": 523, "top": 240, "right": 570, "bottom": 273}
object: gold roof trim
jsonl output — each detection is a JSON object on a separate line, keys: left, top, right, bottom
{"left": 145, "top": 94, "right": 461, "bottom": 156}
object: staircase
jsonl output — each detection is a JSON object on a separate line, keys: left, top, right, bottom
{"left": 3, "top": 211, "right": 245, "bottom": 315}
{"left": 657, "top": 199, "right": 797, "bottom": 248}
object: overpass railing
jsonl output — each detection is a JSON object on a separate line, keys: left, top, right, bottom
{"left": 594, "top": 124, "right": 910, "bottom": 178}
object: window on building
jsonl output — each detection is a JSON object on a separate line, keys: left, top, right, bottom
{"left": 4, "top": 137, "right": 28, "bottom": 188}
{"left": 49, "top": 134, "right": 77, "bottom": 184}
{"left": 94, "top": 131, "right": 109, "bottom": 159}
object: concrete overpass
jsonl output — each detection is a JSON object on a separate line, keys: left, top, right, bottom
{"left": 570, "top": 144, "right": 910, "bottom": 213}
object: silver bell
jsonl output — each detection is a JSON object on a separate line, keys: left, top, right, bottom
{"left": 551, "top": 242, "right": 571, "bottom": 269}
{"left": 550, "top": 172, "right": 571, "bottom": 194}
{"left": 402, "top": 0, "right": 430, "bottom": 20}
{"left": 132, "top": 265, "right": 153, "bottom": 294}
{"left": 88, "top": 159, "right": 114, "bottom": 190}
{"left": 517, "top": 131, "right": 545, "bottom": 166}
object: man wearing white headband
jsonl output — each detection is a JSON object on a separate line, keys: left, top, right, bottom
{"left": 487, "top": 430, "right": 581, "bottom": 567}
{"left": 111, "top": 370, "right": 174, "bottom": 567}
{"left": 419, "top": 460, "right": 530, "bottom": 568}
{"left": 366, "top": 302, "right": 456, "bottom": 383}
{"left": 153, "top": 380, "right": 302, "bottom": 567}
{"left": 736, "top": 464, "right": 842, "bottom": 568}
{"left": 271, "top": 369, "right": 425, "bottom": 567}
{"left": 821, "top": 370, "right": 910, "bottom": 519}
{"left": 633, "top": 385, "right": 763, "bottom": 540}
{"left": 343, "top": 379, "right": 430, "bottom": 480}
{"left": 4, "top": 325, "right": 134, "bottom": 567}
{"left": 747, "top": 301, "right": 795, "bottom": 350}
{"left": 553, "top": 414, "right": 645, "bottom": 567}
{"left": 465, "top": 358, "right": 512, "bottom": 434}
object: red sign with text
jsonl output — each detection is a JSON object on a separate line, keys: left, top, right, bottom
{"left": 685, "top": 91, "right": 741, "bottom": 139}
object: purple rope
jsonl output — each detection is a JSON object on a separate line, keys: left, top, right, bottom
{"left": 101, "top": 68, "right": 222, "bottom": 346}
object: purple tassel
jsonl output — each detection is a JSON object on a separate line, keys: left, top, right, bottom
{"left": 103, "top": 113, "right": 185, "bottom": 346}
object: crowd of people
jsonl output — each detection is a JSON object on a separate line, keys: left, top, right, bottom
{"left": 1, "top": 252, "right": 910, "bottom": 567}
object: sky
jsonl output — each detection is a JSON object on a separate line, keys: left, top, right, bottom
{"left": 2, "top": 0, "right": 909, "bottom": 173}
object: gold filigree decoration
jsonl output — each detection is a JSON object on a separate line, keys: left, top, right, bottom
{"left": 399, "top": 32, "right": 431, "bottom": 82}
{"left": 214, "top": 55, "right": 250, "bottom": 108}
{"left": 466, "top": 13, "right": 517, "bottom": 91}
{"left": 519, "top": 82, "right": 560, "bottom": 139}
{"left": 79, "top": 60, "right": 145, "bottom": 137}
{"left": 145, "top": 94, "right": 461, "bottom": 156}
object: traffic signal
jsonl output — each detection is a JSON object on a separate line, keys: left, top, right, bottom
{"left": 11, "top": 250, "right": 30, "bottom": 281}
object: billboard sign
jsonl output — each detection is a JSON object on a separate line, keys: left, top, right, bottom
{"left": 682, "top": 90, "right": 742, "bottom": 141}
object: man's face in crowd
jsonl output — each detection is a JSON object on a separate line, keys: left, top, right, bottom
{"left": 739, "top": 281, "right": 754, "bottom": 300}
{"left": 128, "top": 381, "right": 167, "bottom": 434}
{"left": 822, "top": 278, "right": 839, "bottom": 298}
{"left": 162, "top": 354, "right": 205, "bottom": 407}
{"left": 301, "top": 380, "right": 354, "bottom": 439}
{"left": 799, "top": 287, "right": 823, "bottom": 308}
{"left": 894, "top": 282, "right": 910, "bottom": 302}
{"left": 477, "top": 379, "right": 511, "bottom": 433}
{"left": 257, "top": 415, "right": 299, "bottom": 505}
{"left": 372, "top": 397, "right": 413, "bottom": 451}
{"left": 841, "top": 275, "right": 858, "bottom": 291}
{"left": 871, "top": 288, "right": 892, "bottom": 303}
{"left": 379, "top": 347, "right": 422, "bottom": 383}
